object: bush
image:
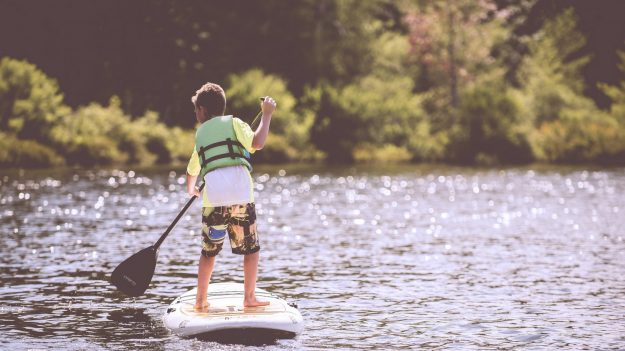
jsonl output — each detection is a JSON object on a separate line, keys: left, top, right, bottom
{"left": 515, "top": 9, "right": 625, "bottom": 164}
{"left": 50, "top": 97, "right": 130, "bottom": 165}
{"left": 599, "top": 50, "right": 625, "bottom": 125}
{"left": 50, "top": 97, "right": 195, "bottom": 166}
{"left": 448, "top": 85, "right": 533, "bottom": 164}
{"left": 129, "top": 112, "right": 194, "bottom": 164}
{"left": 250, "top": 134, "right": 294, "bottom": 164}
{"left": 309, "top": 30, "right": 450, "bottom": 164}
{"left": 532, "top": 112, "right": 625, "bottom": 164}
{"left": 353, "top": 143, "right": 412, "bottom": 163}
{"left": 163, "top": 126, "right": 195, "bottom": 163}
{"left": 308, "top": 83, "right": 357, "bottom": 163}
{"left": 310, "top": 75, "right": 437, "bottom": 163}
{"left": 0, "top": 132, "right": 65, "bottom": 168}
{"left": 406, "top": 119, "right": 449, "bottom": 162}
{"left": 0, "top": 57, "right": 70, "bottom": 142}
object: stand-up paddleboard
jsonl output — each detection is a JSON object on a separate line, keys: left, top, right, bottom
{"left": 163, "top": 282, "right": 303, "bottom": 340}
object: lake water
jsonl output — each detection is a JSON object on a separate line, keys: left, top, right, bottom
{"left": 1, "top": 164, "right": 625, "bottom": 350}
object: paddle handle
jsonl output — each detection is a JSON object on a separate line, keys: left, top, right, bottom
{"left": 153, "top": 182, "right": 205, "bottom": 250}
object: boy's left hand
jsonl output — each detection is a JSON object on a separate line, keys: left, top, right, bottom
{"left": 261, "top": 96, "right": 277, "bottom": 115}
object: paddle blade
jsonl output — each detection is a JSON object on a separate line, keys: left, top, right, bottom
{"left": 110, "top": 246, "right": 158, "bottom": 297}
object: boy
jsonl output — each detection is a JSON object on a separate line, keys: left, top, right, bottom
{"left": 185, "top": 82, "right": 275, "bottom": 310}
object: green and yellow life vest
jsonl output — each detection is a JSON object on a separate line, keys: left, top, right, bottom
{"left": 195, "top": 115, "right": 252, "bottom": 179}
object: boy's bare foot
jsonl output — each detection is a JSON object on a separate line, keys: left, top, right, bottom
{"left": 194, "top": 301, "right": 209, "bottom": 312}
{"left": 244, "top": 297, "right": 270, "bottom": 308}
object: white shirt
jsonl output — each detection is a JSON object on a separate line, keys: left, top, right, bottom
{"left": 201, "top": 165, "right": 254, "bottom": 207}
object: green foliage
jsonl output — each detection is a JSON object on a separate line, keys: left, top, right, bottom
{"left": 523, "top": 8, "right": 588, "bottom": 93}
{"left": 405, "top": 1, "right": 510, "bottom": 104}
{"left": 517, "top": 8, "right": 591, "bottom": 126}
{"left": 50, "top": 97, "right": 194, "bottom": 166}
{"left": 0, "top": 57, "right": 70, "bottom": 141}
{"left": 130, "top": 112, "right": 195, "bottom": 164}
{"left": 50, "top": 97, "right": 130, "bottom": 165}
{"left": 310, "top": 75, "right": 444, "bottom": 162}
{"left": 0, "top": 0, "right": 392, "bottom": 127}
{"left": 599, "top": 50, "right": 625, "bottom": 124}
{"left": 513, "top": 8, "right": 625, "bottom": 164}
{"left": 532, "top": 113, "right": 625, "bottom": 164}
{"left": 535, "top": 47, "right": 625, "bottom": 164}
{"left": 310, "top": 30, "right": 448, "bottom": 163}
{"left": 2, "top": 4, "right": 625, "bottom": 168}
{"left": 449, "top": 84, "right": 533, "bottom": 164}
{"left": 321, "top": 0, "right": 382, "bottom": 81}
{"left": 309, "top": 83, "right": 363, "bottom": 163}
{"left": 0, "top": 132, "right": 65, "bottom": 168}
{"left": 353, "top": 143, "right": 412, "bottom": 163}
{"left": 404, "top": 0, "right": 520, "bottom": 164}
{"left": 226, "top": 69, "right": 317, "bottom": 162}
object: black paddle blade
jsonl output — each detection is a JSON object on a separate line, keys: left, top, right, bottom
{"left": 110, "top": 246, "right": 158, "bottom": 297}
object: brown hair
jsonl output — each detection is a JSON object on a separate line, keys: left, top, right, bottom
{"left": 191, "top": 83, "right": 226, "bottom": 118}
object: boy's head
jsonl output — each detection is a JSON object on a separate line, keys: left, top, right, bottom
{"left": 191, "top": 83, "right": 226, "bottom": 122}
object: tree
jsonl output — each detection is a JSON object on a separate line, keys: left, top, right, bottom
{"left": 0, "top": 57, "right": 70, "bottom": 141}
{"left": 599, "top": 49, "right": 625, "bottom": 123}
{"left": 450, "top": 84, "right": 533, "bottom": 164}
{"left": 405, "top": 0, "right": 509, "bottom": 107}
{"left": 519, "top": 9, "right": 625, "bottom": 164}
{"left": 310, "top": 30, "right": 445, "bottom": 163}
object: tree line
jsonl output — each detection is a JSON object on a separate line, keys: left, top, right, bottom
{"left": 1, "top": 0, "right": 625, "bottom": 168}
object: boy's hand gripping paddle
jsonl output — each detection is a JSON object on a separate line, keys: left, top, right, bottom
{"left": 110, "top": 183, "right": 205, "bottom": 297}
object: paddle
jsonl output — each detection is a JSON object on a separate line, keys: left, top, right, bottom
{"left": 110, "top": 183, "right": 205, "bottom": 297}
{"left": 249, "top": 97, "right": 266, "bottom": 128}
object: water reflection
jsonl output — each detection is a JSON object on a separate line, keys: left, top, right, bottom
{"left": 1, "top": 165, "right": 625, "bottom": 350}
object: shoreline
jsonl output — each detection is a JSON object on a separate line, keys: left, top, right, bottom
{"left": 1, "top": 161, "right": 624, "bottom": 178}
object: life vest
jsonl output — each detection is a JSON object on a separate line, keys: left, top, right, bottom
{"left": 195, "top": 115, "right": 252, "bottom": 179}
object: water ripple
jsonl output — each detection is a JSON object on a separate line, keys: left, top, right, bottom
{"left": 1, "top": 165, "right": 625, "bottom": 350}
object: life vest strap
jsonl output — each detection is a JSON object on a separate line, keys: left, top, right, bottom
{"left": 200, "top": 152, "right": 249, "bottom": 168}
{"left": 198, "top": 139, "right": 244, "bottom": 154}
{"left": 198, "top": 138, "right": 249, "bottom": 167}
{"left": 227, "top": 139, "right": 235, "bottom": 159}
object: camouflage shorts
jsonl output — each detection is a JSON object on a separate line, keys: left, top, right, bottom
{"left": 200, "top": 203, "right": 260, "bottom": 257}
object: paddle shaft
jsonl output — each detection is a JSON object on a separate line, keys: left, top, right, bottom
{"left": 153, "top": 182, "right": 205, "bottom": 250}
{"left": 251, "top": 109, "right": 263, "bottom": 128}
{"left": 250, "top": 97, "right": 266, "bottom": 128}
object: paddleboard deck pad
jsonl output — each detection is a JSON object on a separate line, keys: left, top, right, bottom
{"left": 163, "top": 283, "right": 303, "bottom": 340}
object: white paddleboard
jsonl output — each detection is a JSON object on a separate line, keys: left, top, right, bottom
{"left": 163, "top": 282, "right": 303, "bottom": 339}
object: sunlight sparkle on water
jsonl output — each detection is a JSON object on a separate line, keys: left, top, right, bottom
{"left": 1, "top": 166, "right": 625, "bottom": 350}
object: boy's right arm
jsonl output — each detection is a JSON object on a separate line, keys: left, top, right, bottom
{"left": 186, "top": 149, "right": 201, "bottom": 197}
{"left": 252, "top": 96, "right": 276, "bottom": 150}
{"left": 187, "top": 174, "right": 200, "bottom": 197}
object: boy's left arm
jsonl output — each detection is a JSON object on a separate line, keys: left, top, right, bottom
{"left": 233, "top": 117, "right": 257, "bottom": 154}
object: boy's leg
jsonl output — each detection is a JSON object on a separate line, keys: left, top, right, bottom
{"left": 195, "top": 253, "right": 215, "bottom": 311}
{"left": 195, "top": 206, "right": 227, "bottom": 311}
{"left": 225, "top": 203, "right": 268, "bottom": 307}
{"left": 243, "top": 251, "right": 269, "bottom": 307}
